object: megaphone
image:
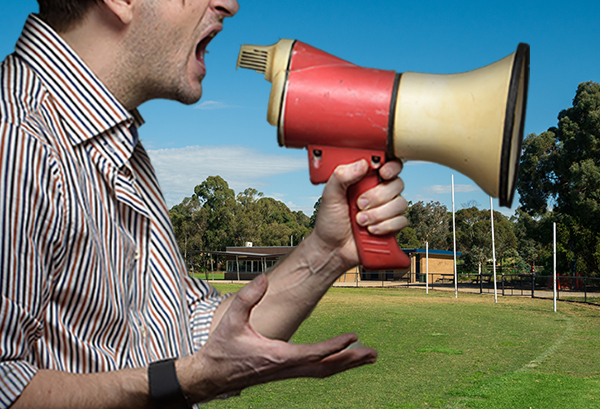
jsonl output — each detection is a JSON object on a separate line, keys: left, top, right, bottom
{"left": 237, "top": 40, "right": 529, "bottom": 271}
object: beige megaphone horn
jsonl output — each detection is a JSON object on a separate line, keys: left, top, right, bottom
{"left": 238, "top": 40, "right": 530, "bottom": 270}
{"left": 394, "top": 45, "right": 529, "bottom": 207}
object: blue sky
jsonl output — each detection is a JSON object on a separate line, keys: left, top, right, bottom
{"left": 2, "top": 1, "right": 599, "bottom": 217}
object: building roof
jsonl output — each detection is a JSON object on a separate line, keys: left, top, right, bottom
{"left": 403, "top": 248, "right": 462, "bottom": 257}
{"left": 226, "top": 246, "right": 295, "bottom": 256}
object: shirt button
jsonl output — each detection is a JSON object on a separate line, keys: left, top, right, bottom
{"left": 135, "top": 249, "right": 140, "bottom": 260}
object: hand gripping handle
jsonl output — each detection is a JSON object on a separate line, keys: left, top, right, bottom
{"left": 307, "top": 145, "right": 411, "bottom": 271}
{"left": 347, "top": 170, "right": 411, "bottom": 271}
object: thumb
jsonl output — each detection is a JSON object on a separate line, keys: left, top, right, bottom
{"left": 323, "top": 159, "right": 369, "bottom": 200}
{"left": 227, "top": 273, "right": 268, "bottom": 323}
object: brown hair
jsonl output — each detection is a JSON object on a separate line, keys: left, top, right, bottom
{"left": 37, "top": 0, "right": 101, "bottom": 32}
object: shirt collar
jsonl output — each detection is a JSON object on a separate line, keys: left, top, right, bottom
{"left": 14, "top": 14, "right": 143, "bottom": 147}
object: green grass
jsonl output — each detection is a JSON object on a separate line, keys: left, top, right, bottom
{"left": 192, "top": 272, "right": 226, "bottom": 280}
{"left": 561, "top": 295, "right": 600, "bottom": 305}
{"left": 205, "top": 284, "right": 600, "bottom": 408}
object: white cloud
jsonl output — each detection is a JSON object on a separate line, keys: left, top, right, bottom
{"left": 423, "top": 184, "right": 478, "bottom": 195}
{"left": 147, "top": 145, "right": 306, "bottom": 207}
{"left": 285, "top": 201, "right": 311, "bottom": 215}
{"left": 193, "top": 100, "right": 241, "bottom": 110}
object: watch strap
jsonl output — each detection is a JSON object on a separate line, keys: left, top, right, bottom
{"left": 148, "top": 358, "right": 191, "bottom": 409}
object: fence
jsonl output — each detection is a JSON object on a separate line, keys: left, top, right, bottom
{"left": 411, "top": 273, "right": 600, "bottom": 306}
{"left": 198, "top": 270, "right": 600, "bottom": 307}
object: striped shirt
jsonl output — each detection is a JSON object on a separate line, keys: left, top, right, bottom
{"left": 0, "top": 15, "right": 224, "bottom": 407}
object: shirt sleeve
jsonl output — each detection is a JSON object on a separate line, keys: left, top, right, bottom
{"left": 183, "top": 275, "right": 230, "bottom": 351}
{"left": 0, "top": 122, "right": 66, "bottom": 407}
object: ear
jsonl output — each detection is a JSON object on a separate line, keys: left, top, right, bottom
{"left": 102, "top": 0, "right": 136, "bottom": 25}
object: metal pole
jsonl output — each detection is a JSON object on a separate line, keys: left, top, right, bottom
{"left": 490, "top": 197, "right": 498, "bottom": 303}
{"left": 553, "top": 222, "right": 557, "bottom": 312}
{"left": 452, "top": 175, "right": 457, "bottom": 298}
{"left": 426, "top": 242, "right": 429, "bottom": 294}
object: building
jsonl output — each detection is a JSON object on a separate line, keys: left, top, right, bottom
{"left": 219, "top": 245, "right": 460, "bottom": 283}
{"left": 223, "top": 245, "right": 292, "bottom": 280}
{"left": 341, "top": 248, "right": 460, "bottom": 284}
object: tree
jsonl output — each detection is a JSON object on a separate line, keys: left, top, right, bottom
{"left": 510, "top": 208, "right": 552, "bottom": 273}
{"left": 455, "top": 207, "right": 517, "bottom": 274}
{"left": 490, "top": 210, "right": 518, "bottom": 273}
{"left": 517, "top": 81, "right": 600, "bottom": 275}
{"left": 309, "top": 197, "right": 321, "bottom": 229}
{"left": 232, "top": 188, "right": 263, "bottom": 246}
{"left": 170, "top": 177, "right": 318, "bottom": 272}
{"left": 169, "top": 196, "right": 208, "bottom": 271}
{"left": 194, "top": 176, "right": 237, "bottom": 251}
{"left": 255, "top": 197, "right": 310, "bottom": 246}
{"left": 404, "top": 201, "right": 450, "bottom": 250}
{"left": 292, "top": 210, "right": 311, "bottom": 243}
{"left": 456, "top": 207, "right": 492, "bottom": 273}
{"left": 396, "top": 226, "right": 421, "bottom": 248}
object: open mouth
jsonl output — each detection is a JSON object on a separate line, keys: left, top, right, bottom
{"left": 196, "top": 31, "right": 218, "bottom": 66}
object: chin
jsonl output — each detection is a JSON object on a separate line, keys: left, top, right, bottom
{"left": 173, "top": 87, "right": 203, "bottom": 106}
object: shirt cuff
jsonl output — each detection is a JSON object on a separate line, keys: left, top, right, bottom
{"left": 190, "top": 293, "right": 232, "bottom": 351}
{"left": 0, "top": 360, "right": 38, "bottom": 408}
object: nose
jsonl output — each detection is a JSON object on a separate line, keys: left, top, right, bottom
{"left": 213, "top": 0, "right": 239, "bottom": 18}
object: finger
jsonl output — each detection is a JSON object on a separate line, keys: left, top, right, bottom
{"left": 357, "top": 176, "right": 405, "bottom": 211}
{"left": 366, "top": 214, "right": 409, "bottom": 236}
{"left": 323, "top": 160, "right": 369, "bottom": 200}
{"left": 306, "top": 346, "right": 378, "bottom": 379}
{"left": 226, "top": 274, "right": 268, "bottom": 323}
{"left": 357, "top": 194, "right": 408, "bottom": 227}
{"left": 259, "top": 332, "right": 360, "bottom": 371}
{"left": 378, "top": 159, "right": 403, "bottom": 180}
{"left": 285, "top": 332, "right": 360, "bottom": 365}
{"left": 259, "top": 346, "right": 378, "bottom": 384}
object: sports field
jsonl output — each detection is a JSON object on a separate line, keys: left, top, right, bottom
{"left": 205, "top": 283, "right": 600, "bottom": 409}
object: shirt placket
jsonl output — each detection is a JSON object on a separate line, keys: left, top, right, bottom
{"left": 114, "top": 160, "right": 154, "bottom": 364}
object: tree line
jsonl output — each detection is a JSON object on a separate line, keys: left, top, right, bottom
{"left": 170, "top": 82, "right": 600, "bottom": 277}
{"left": 169, "top": 176, "right": 313, "bottom": 269}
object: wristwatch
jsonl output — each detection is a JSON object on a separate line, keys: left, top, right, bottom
{"left": 148, "top": 358, "right": 191, "bottom": 409}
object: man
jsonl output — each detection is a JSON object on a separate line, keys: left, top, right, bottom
{"left": 0, "top": 0, "right": 408, "bottom": 407}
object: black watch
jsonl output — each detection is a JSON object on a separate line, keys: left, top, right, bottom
{"left": 148, "top": 358, "right": 191, "bottom": 409}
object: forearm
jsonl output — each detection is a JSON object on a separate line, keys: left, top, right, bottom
{"left": 11, "top": 368, "right": 150, "bottom": 409}
{"left": 213, "top": 233, "right": 352, "bottom": 342}
{"left": 255, "top": 235, "right": 351, "bottom": 340}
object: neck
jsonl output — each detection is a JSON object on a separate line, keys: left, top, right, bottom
{"left": 58, "top": 6, "right": 141, "bottom": 110}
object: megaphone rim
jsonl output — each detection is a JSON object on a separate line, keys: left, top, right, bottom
{"left": 499, "top": 42, "right": 530, "bottom": 208}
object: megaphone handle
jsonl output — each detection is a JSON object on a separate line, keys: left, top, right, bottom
{"left": 348, "top": 171, "right": 412, "bottom": 271}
